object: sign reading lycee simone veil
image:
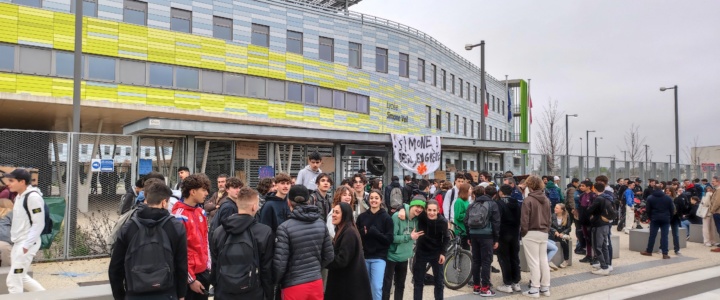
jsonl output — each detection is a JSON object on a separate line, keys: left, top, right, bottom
{"left": 391, "top": 134, "right": 441, "bottom": 175}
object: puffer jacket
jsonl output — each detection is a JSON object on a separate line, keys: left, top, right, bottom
{"left": 172, "top": 201, "right": 209, "bottom": 281}
{"left": 549, "top": 213, "right": 573, "bottom": 240}
{"left": 273, "top": 205, "right": 334, "bottom": 288}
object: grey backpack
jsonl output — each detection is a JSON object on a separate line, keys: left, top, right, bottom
{"left": 466, "top": 201, "right": 490, "bottom": 229}
{"left": 389, "top": 187, "right": 404, "bottom": 209}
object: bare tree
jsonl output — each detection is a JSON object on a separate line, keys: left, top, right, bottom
{"left": 535, "top": 100, "right": 564, "bottom": 174}
{"left": 623, "top": 124, "right": 646, "bottom": 174}
{"left": 683, "top": 135, "right": 702, "bottom": 167}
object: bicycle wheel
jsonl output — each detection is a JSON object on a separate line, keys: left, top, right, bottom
{"left": 443, "top": 249, "right": 472, "bottom": 290}
{"left": 409, "top": 254, "right": 432, "bottom": 274}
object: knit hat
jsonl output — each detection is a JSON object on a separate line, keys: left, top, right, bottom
{"left": 409, "top": 199, "right": 426, "bottom": 208}
{"left": 289, "top": 185, "right": 310, "bottom": 204}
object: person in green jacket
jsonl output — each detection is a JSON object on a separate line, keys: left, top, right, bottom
{"left": 382, "top": 199, "right": 425, "bottom": 300}
{"left": 453, "top": 183, "right": 472, "bottom": 250}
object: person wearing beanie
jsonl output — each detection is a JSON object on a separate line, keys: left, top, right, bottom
{"left": 383, "top": 199, "right": 425, "bottom": 300}
{"left": 356, "top": 189, "right": 394, "bottom": 300}
{"left": 274, "top": 185, "right": 334, "bottom": 299}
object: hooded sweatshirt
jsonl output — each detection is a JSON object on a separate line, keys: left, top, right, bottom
{"left": 520, "top": 190, "right": 551, "bottom": 237}
{"left": 545, "top": 181, "right": 564, "bottom": 202}
{"left": 210, "top": 214, "right": 275, "bottom": 300}
{"left": 356, "top": 207, "right": 394, "bottom": 260}
{"left": 588, "top": 192, "right": 614, "bottom": 227}
{"left": 496, "top": 196, "right": 521, "bottom": 238}
{"left": 11, "top": 186, "right": 44, "bottom": 249}
{"left": 415, "top": 211, "right": 450, "bottom": 259}
{"left": 388, "top": 203, "right": 419, "bottom": 262}
{"left": 258, "top": 192, "right": 290, "bottom": 233}
{"left": 296, "top": 165, "right": 322, "bottom": 191}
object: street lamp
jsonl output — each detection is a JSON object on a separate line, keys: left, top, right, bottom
{"left": 586, "top": 130, "right": 595, "bottom": 178}
{"left": 565, "top": 114, "right": 578, "bottom": 176}
{"left": 595, "top": 137, "right": 603, "bottom": 157}
{"left": 466, "top": 41, "right": 486, "bottom": 140}
{"left": 644, "top": 144, "right": 650, "bottom": 180}
{"left": 660, "top": 85, "right": 679, "bottom": 180}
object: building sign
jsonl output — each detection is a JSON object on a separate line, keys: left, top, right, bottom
{"left": 386, "top": 102, "right": 408, "bottom": 123}
{"left": 391, "top": 134, "right": 441, "bottom": 175}
{"left": 259, "top": 166, "right": 275, "bottom": 179}
{"left": 100, "top": 159, "right": 115, "bottom": 172}
{"left": 701, "top": 163, "right": 716, "bottom": 172}
{"left": 236, "top": 142, "right": 259, "bottom": 160}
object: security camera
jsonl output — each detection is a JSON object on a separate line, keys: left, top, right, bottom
{"left": 465, "top": 44, "right": 474, "bottom": 51}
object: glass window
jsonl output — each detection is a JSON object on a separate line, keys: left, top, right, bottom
{"left": 247, "top": 76, "right": 266, "bottom": 98}
{"left": 319, "top": 37, "right": 334, "bottom": 62}
{"left": 0, "top": 45, "right": 14, "bottom": 71}
{"left": 333, "top": 91, "right": 345, "bottom": 109}
{"left": 346, "top": 94, "right": 357, "bottom": 111}
{"left": 287, "top": 31, "right": 303, "bottom": 54}
{"left": 451, "top": 74, "right": 455, "bottom": 94}
{"left": 489, "top": 126, "right": 493, "bottom": 140}
{"left": 441, "top": 69, "right": 446, "bottom": 90}
{"left": 470, "top": 119, "right": 474, "bottom": 138}
{"left": 104, "top": 146, "right": 111, "bottom": 155}
{"left": 176, "top": 67, "right": 198, "bottom": 89}
{"left": 426, "top": 106, "right": 431, "bottom": 128}
{"left": 502, "top": 101, "right": 505, "bottom": 115}
{"left": 491, "top": 95, "right": 495, "bottom": 111}
{"left": 54, "top": 52, "right": 81, "bottom": 77}
{"left": 459, "top": 78, "right": 463, "bottom": 98}
{"left": 399, "top": 53, "right": 409, "bottom": 77}
{"left": 463, "top": 117, "right": 467, "bottom": 136}
{"left": 19, "top": 47, "right": 51, "bottom": 75}
{"left": 349, "top": 42, "right": 362, "bottom": 69}
{"left": 466, "top": 82, "right": 470, "bottom": 100}
{"left": 123, "top": 0, "right": 147, "bottom": 26}
{"left": 149, "top": 64, "right": 173, "bottom": 87}
{"left": 201, "top": 70, "right": 223, "bottom": 94}
{"left": 436, "top": 109, "right": 441, "bottom": 130}
{"left": 446, "top": 112, "right": 451, "bottom": 132}
{"left": 287, "top": 82, "right": 302, "bottom": 102}
{"left": 431, "top": 64, "right": 436, "bottom": 86}
{"left": 417, "top": 58, "right": 425, "bottom": 82}
{"left": 318, "top": 88, "right": 332, "bottom": 107}
{"left": 304, "top": 85, "right": 317, "bottom": 104}
{"left": 213, "top": 16, "right": 232, "bottom": 40}
{"left": 13, "top": 0, "right": 42, "bottom": 8}
{"left": 474, "top": 86, "right": 477, "bottom": 103}
{"left": 87, "top": 56, "right": 116, "bottom": 81}
{"left": 171, "top": 8, "right": 192, "bottom": 33}
{"left": 357, "top": 95, "right": 368, "bottom": 113}
{"left": 455, "top": 114, "right": 459, "bottom": 134}
{"left": 251, "top": 24, "right": 270, "bottom": 47}
{"left": 375, "top": 47, "right": 388, "bottom": 73}
{"left": 119, "top": 60, "right": 145, "bottom": 85}
{"left": 224, "top": 73, "right": 245, "bottom": 96}
{"left": 267, "top": 79, "right": 285, "bottom": 101}
{"left": 126, "top": 147, "right": 131, "bottom": 156}
{"left": 81, "top": 144, "right": 88, "bottom": 155}
{"left": 71, "top": 0, "right": 98, "bottom": 17}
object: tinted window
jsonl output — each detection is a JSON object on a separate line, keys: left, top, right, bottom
{"left": 72, "top": 0, "right": 98, "bottom": 17}
{"left": 287, "top": 82, "right": 302, "bottom": 102}
{"left": 333, "top": 91, "right": 345, "bottom": 109}
{"left": 399, "top": 53, "right": 409, "bottom": 77}
{"left": 202, "top": 70, "right": 223, "bottom": 94}
{"left": 304, "top": 85, "right": 317, "bottom": 104}
{"left": 247, "top": 76, "right": 266, "bottom": 98}
{"left": 87, "top": 56, "right": 116, "bottom": 81}
{"left": 213, "top": 16, "right": 232, "bottom": 40}
{"left": 176, "top": 67, "right": 199, "bottom": 89}
{"left": 119, "top": 60, "right": 145, "bottom": 85}
{"left": 318, "top": 88, "right": 332, "bottom": 107}
{"left": 375, "top": 47, "right": 387, "bottom": 73}
{"left": 149, "top": 64, "right": 173, "bottom": 87}
{"left": 13, "top": 0, "right": 41, "bottom": 7}
{"left": 0, "top": 45, "right": 13, "bottom": 71}
{"left": 319, "top": 37, "right": 333, "bottom": 62}
{"left": 171, "top": 8, "right": 191, "bottom": 33}
{"left": 357, "top": 95, "right": 368, "bottom": 113}
{"left": 349, "top": 42, "right": 361, "bottom": 69}
{"left": 251, "top": 24, "right": 270, "bottom": 47}
{"left": 345, "top": 94, "right": 357, "bottom": 111}
{"left": 123, "top": 0, "right": 147, "bottom": 26}
{"left": 287, "top": 31, "right": 303, "bottom": 54}
{"left": 267, "top": 79, "right": 285, "bottom": 101}
{"left": 55, "top": 51, "right": 74, "bottom": 77}
{"left": 224, "top": 74, "right": 245, "bottom": 96}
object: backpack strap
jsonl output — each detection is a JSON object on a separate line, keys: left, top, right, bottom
{"left": 221, "top": 224, "right": 259, "bottom": 267}
{"left": 22, "top": 191, "right": 39, "bottom": 226}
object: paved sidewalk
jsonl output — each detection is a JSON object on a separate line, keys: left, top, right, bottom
{"left": 20, "top": 229, "right": 720, "bottom": 299}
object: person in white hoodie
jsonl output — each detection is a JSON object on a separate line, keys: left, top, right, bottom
{"left": 296, "top": 151, "right": 323, "bottom": 191}
{"left": 443, "top": 173, "right": 466, "bottom": 223}
{"left": 4, "top": 169, "right": 45, "bottom": 293}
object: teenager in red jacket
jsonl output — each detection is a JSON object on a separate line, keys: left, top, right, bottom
{"left": 172, "top": 173, "right": 211, "bottom": 300}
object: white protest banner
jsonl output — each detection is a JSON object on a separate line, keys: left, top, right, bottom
{"left": 391, "top": 134, "right": 441, "bottom": 175}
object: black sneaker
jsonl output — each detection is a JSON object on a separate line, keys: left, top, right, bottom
{"left": 590, "top": 259, "right": 599, "bottom": 265}
{"left": 492, "top": 266, "right": 501, "bottom": 273}
{"left": 579, "top": 256, "right": 592, "bottom": 263}
{"left": 574, "top": 248, "right": 587, "bottom": 255}
{"left": 473, "top": 285, "right": 482, "bottom": 295}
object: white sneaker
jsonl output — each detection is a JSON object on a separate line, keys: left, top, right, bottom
{"left": 591, "top": 262, "right": 600, "bottom": 269}
{"left": 559, "top": 260, "right": 568, "bottom": 268}
{"left": 624, "top": 229, "right": 629, "bottom": 234}
{"left": 548, "top": 262, "right": 558, "bottom": 270}
{"left": 608, "top": 265, "right": 614, "bottom": 272}
{"left": 540, "top": 287, "right": 551, "bottom": 297}
{"left": 497, "top": 285, "right": 514, "bottom": 293}
{"left": 512, "top": 283, "right": 522, "bottom": 292}
{"left": 592, "top": 268, "right": 610, "bottom": 276}
{"left": 523, "top": 290, "right": 540, "bottom": 298}
{"left": 705, "top": 243, "right": 713, "bottom": 247}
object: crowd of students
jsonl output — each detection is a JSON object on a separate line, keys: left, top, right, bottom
{"left": 5, "top": 149, "right": 720, "bottom": 299}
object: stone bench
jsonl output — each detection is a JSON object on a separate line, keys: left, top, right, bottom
{"left": 519, "top": 238, "right": 573, "bottom": 272}
{"left": 0, "top": 267, "right": 33, "bottom": 294}
{"left": 611, "top": 234, "right": 620, "bottom": 259}
{"left": 629, "top": 227, "right": 687, "bottom": 252}
{"left": 0, "top": 283, "right": 112, "bottom": 299}
{"left": 688, "top": 223, "right": 720, "bottom": 243}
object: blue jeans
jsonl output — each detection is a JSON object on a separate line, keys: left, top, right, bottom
{"left": 714, "top": 214, "right": 720, "bottom": 237}
{"left": 547, "top": 240, "right": 558, "bottom": 261}
{"left": 366, "top": 259, "right": 386, "bottom": 300}
{"left": 647, "top": 219, "right": 670, "bottom": 255}
{"left": 681, "top": 220, "right": 691, "bottom": 237}
{"left": 670, "top": 219, "right": 681, "bottom": 252}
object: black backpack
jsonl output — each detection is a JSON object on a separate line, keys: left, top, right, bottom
{"left": 216, "top": 227, "right": 259, "bottom": 294}
{"left": 22, "top": 191, "right": 53, "bottom": 235}
{"left": 600, "top": 196, "right": 617, "bottom": 223}
{"left": 125, "top": 215, "right": 175, "bottom": 293}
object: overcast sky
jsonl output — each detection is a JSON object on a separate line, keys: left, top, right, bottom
{"left": 353, "top": 0, "right": 720, "bottom": 164}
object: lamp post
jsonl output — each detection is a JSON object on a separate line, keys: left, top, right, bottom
{"left": 566, "top": 114, "right": 578, "bottom": 176}
{"left": 595, "top": 137, "right": 603, "bottom": 157}
{"left": 668, "top": 154, "right": 672, "bottom": 181}
{"left": 644, "top": 144, "right": 649, "bottom": 180}
{"left": 586, "top": 130, "right": 595, "bottom": 178}
{"left": 466, "top": 41, "right": 485, "bottom": 140}
{"left": 660, "top": 85, "right": 679, "bottom": 180}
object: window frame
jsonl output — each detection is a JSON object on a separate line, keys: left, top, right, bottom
{"left": 431, "top": 64, "right": 437, "bottom": 86}
{"left": 287, "top": 30, "right": 303, "bottom": 55}
{"left": 455, "top": 114, "right": 459, "bottom": 134}
{"left": 148, "top": 63, "right": 174, "bottom": 87}
{"left": 213, "top": 16, "right": 233, "bottom": 41}
{"left": 170, "top": 8, "right": 192, "bottom": 33}
{"left": 348, "top": 42, "right": 362, "bottom": 69}
{"left": 436, "top": 109, "right": 442, "bottom": 130}
{"left": 175, "top": 66, "right": 199, "bottom": 90}
{"left": 451, "top": 74, "right": 455, "bottom": 94}
{"left": 319, "top": 36, "right": 334, "bottom": 62}
{"left": 123, "top": 0, "right": 147, "bottom": 26}
{"left": 399, "top": 52, "right": 409, "bottom": 78}
{"left": 417, "top": 58, "right": 425, "bottom": 82}
{"left": 375, "top": 47, "right": 388, "bottom": 73}
{"left": 86, "top": 55, "right": 117, "bottom": 82}
{"left": 426, "top": 105, "right": 432, "bottom": 128}
{"left": 446, "top": 111, "right": 451, "bottom": 132}
{"left": 463, "top": 117, "right": 467, "bottom": 136}
{"left": 71, "top": 0, "right": 99, "bottom": 17}
{"left": 473, "top": 85, "right": 477, "bottom": 103}
{"left": 251, "top": 23, "right": 270, "bottom": 47}
{"left": 13, "top": 0, "right": 42, "bottom": 8}
{"left": 459, "top": 78, "right": 463, "bottom": 98}
{"left": 441, "top": 69, "right": 446, "bottom": 90}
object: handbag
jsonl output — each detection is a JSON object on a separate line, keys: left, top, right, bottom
{"left": 696, "top": 203, "right": 709, "bottom": 218}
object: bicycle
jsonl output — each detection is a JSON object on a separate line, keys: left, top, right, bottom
{"left": 443, "top": 235, "right": 473, "bottom": 290}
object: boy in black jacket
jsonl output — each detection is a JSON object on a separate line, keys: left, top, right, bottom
{"left": 495, "top": 184, "right": 522, "bottom": 294}
{"left": 258, "top": 173, "right": 292, "bottom": 232}
{"left": 109, "top": 180, "right": 188, "bottom": 300}
{"left": 412, "top": 200, "right": 450, "bottom": 300}
{"left": 211, "top": 187, "right": 274, "bottom": 300}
